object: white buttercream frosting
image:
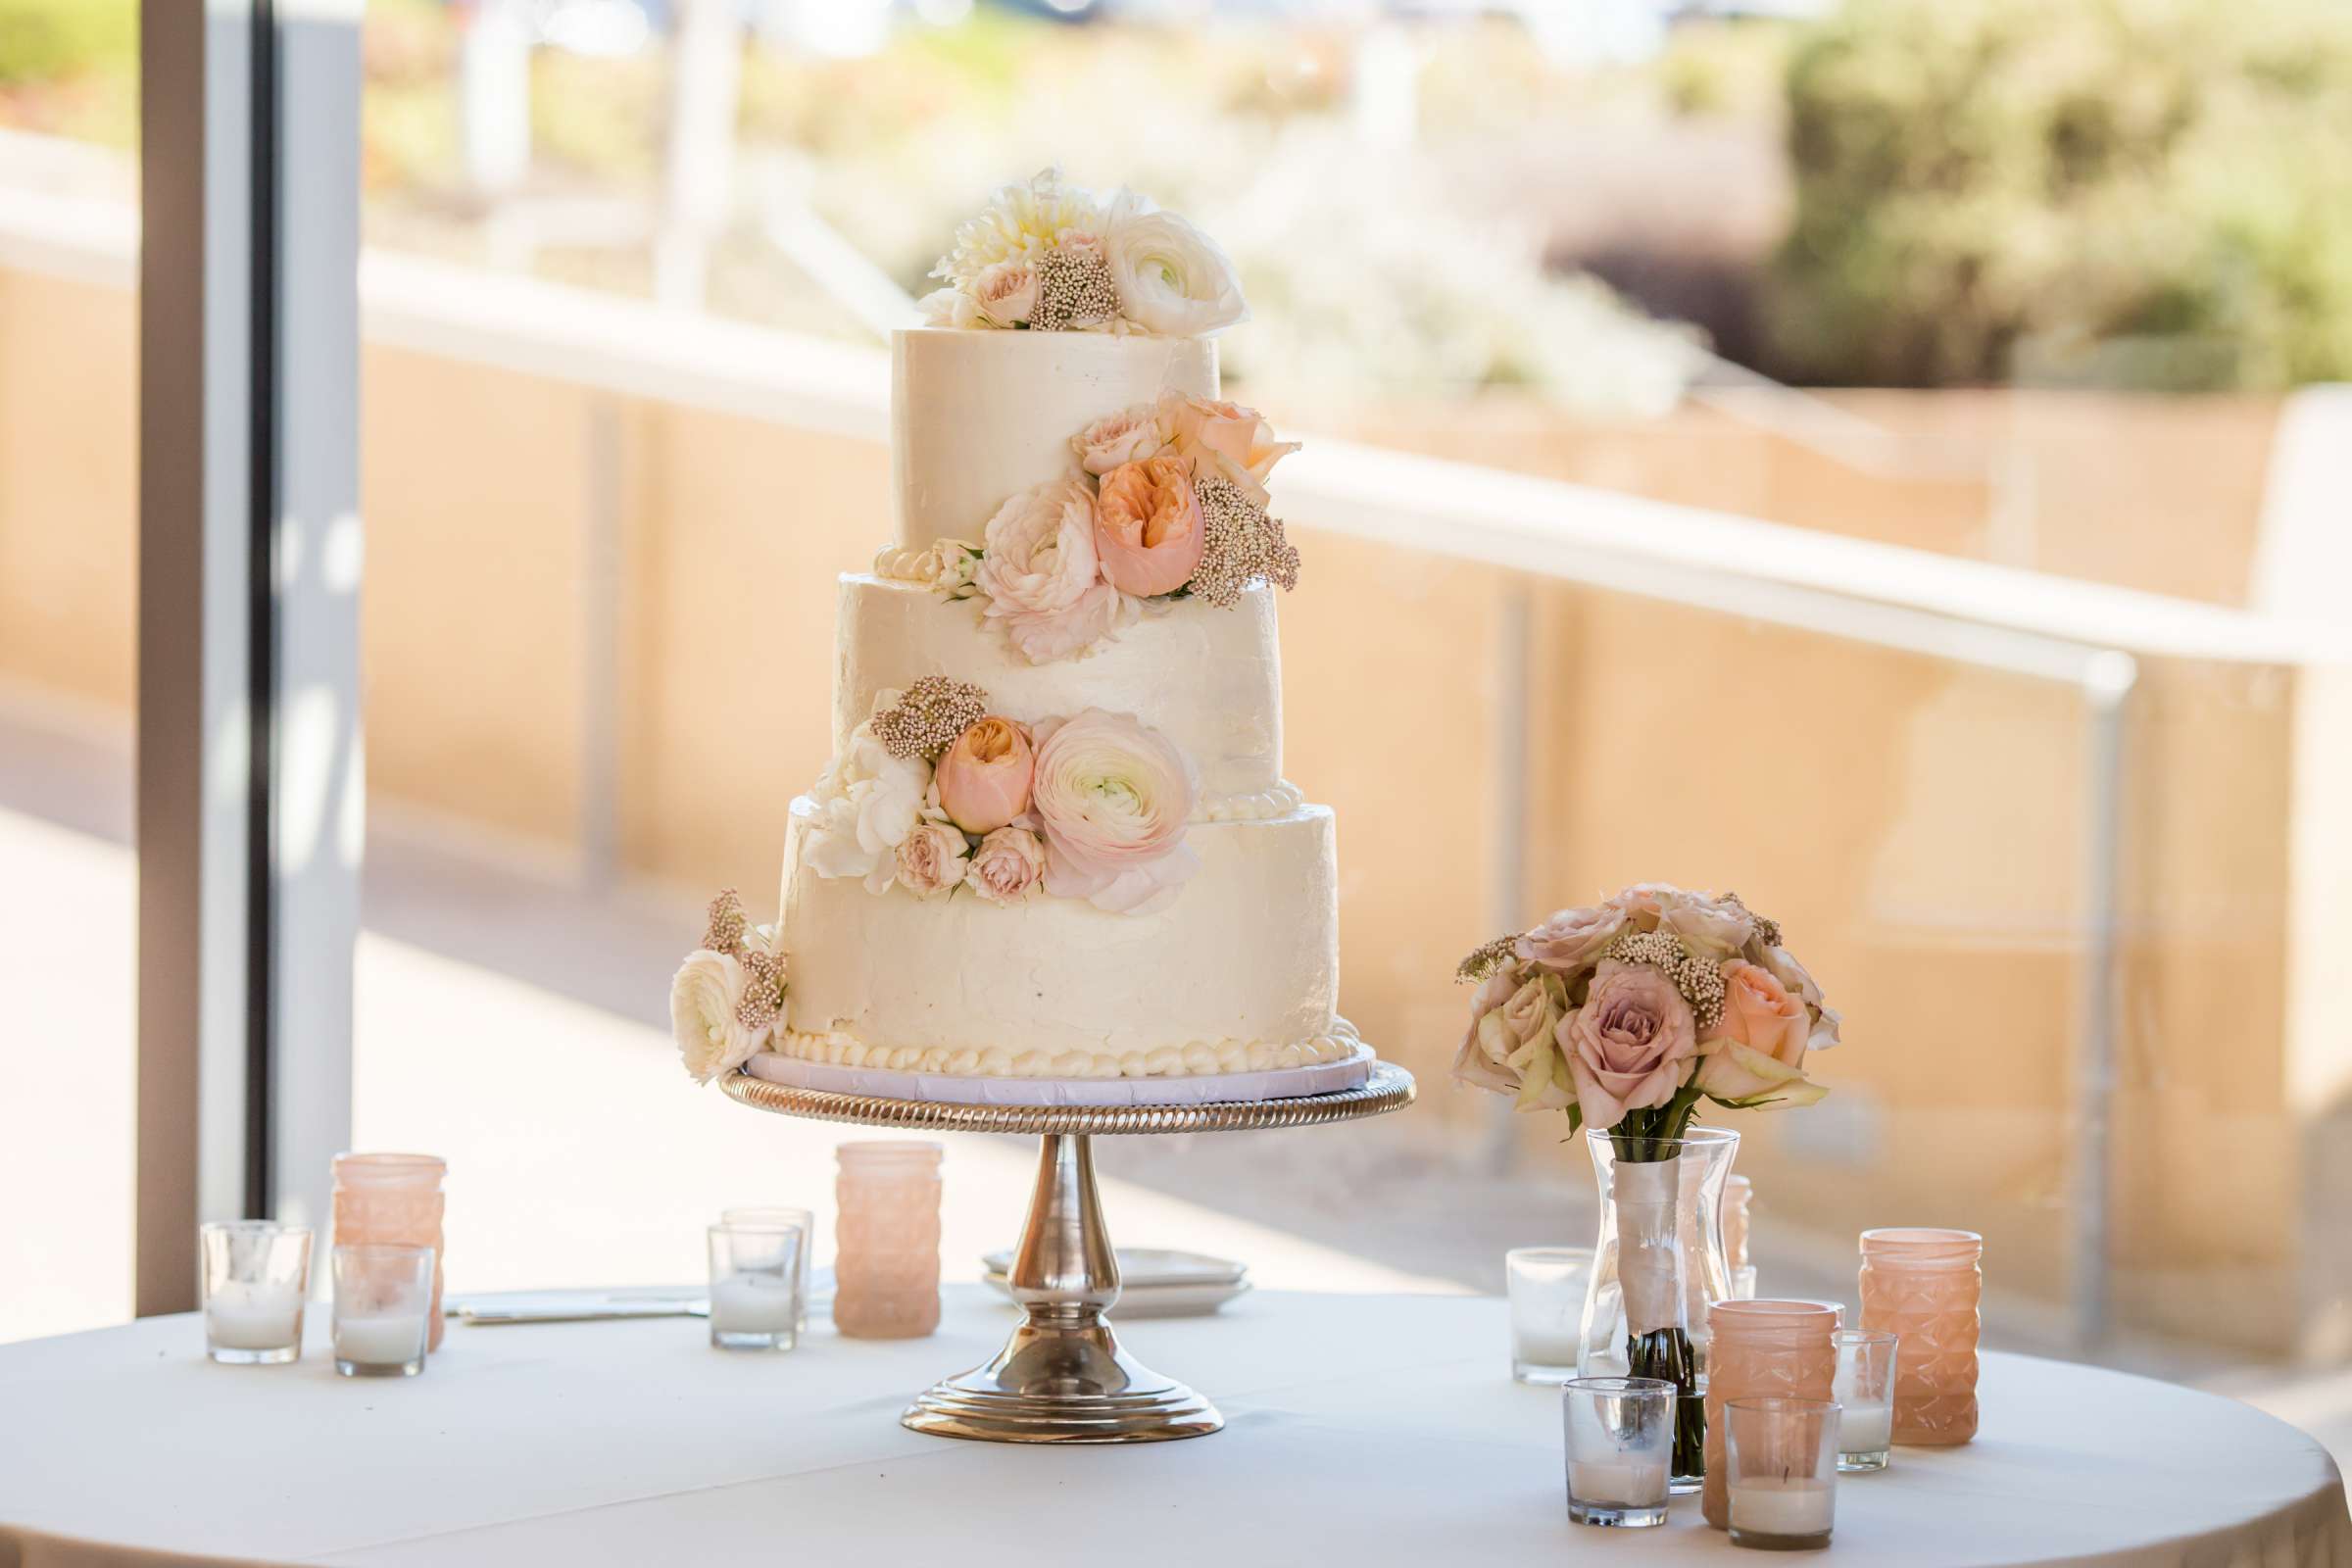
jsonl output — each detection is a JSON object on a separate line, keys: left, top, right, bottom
{"left": 780, "top": 798, "right": 1340, "bottom": 1057}
{"left": 765, "top": 1017, "right": 1360, "bottom": 1081}
{"left": 892, "top": 328, "right": 1216, "bottom": 553}
{"left": 833, "top": 573, "right": 1283, "bottom": 803}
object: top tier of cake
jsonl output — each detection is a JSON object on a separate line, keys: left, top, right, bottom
{"left": 890, "top": 327, "right": 1217, "bottom": 553}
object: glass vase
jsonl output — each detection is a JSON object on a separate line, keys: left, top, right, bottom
{"left": 1578, "top": 1126, "right": 1740, "bottom": 1492}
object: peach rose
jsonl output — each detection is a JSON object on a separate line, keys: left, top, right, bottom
{"left": 1556, "top": 959, "right": 1699, "bottom": 1131}
{"left": 934, "top": 717, "right": 1035, "bottom": 834}
{"left": 1159, "top": 393, "right": 1299, "bottom": 509}
{"left": 1705, "top": 960, "right": 1809, "bottom": 1067}
{"left": 1072, "top": 405, "right": 1164, "bottom": 475}
{"left": 1094, "top": 455, "right": 1205, "bottom": 597}
{"left": 966, "top": 825, "right": 1046, "bottom": 907}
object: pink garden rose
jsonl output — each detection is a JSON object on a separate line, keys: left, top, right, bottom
{"left": 893, "top": 822, "right": 970, "bottom": 900}
{"left": 1516, "top": 903, "right": 1628, "bottom": 975}
{"left": 934, "top": 717, "right": 1035, "bottom": 834}
{"left": 966, "top": 825, "right": 1047, "bottom": 907}
{"left": 1071, "top": 405, "right": 1164, "bottom": 475}
{"left": 976, "top": 474, "right": 1125, "bottom": 663}
{"left": 1556, "top": 959, "right": 1699, "bottom": 1131}
{"left": 1094, "top": 455, "right": 1205, "bottom": 598}
{"left": 1159, "top": 393, "right": 1299, "bottom": 508}
{"left": 971, "top": 261, "right": 1038, "bottom": 327}
{"left": 1029, "top": 709, "right": 1199, "bottom": 914}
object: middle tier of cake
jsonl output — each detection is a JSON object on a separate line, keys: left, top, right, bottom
{"left": 778, "top": 795, "right": 1340, "bottom": 1071}
{"left": 835, "top": 572, "right": 1292, "bottom": 812}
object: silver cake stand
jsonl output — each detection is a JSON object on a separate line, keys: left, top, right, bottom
{"left": 721, "top": 1061, "right": 1415, "bottom": 1445}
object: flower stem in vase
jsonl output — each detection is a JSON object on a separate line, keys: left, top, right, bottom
{"left": 1628, "top": 1326, "right": 1705, "bottom": 1482}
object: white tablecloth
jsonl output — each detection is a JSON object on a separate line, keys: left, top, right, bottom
{"left": 1, "top": 1289, "right": 2344, "bottom": 1567}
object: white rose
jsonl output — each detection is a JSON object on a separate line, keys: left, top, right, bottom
{"left": 895, "top": 821, "right": 971, "bottom": 899}
{"left": 932, "top": 538, "right": 982, "bottom": 596}
{"left": 669, "top": 948, "right": 766, "bottom": 1084}
{"left": 918, "top": 285, "right": 986, "bottom": 330}
{"left": 1070, "top": 404, "right": 1164, "bottom": 475}
{"left": 1102, "top": 197, "right": 1249, "bottom": 337}
{"left": 802, "top": 716, "right": 929, "bottom": 891}
{"left": 972, "top": 261, "right": 1039, "bottom": 327}
{"left": 975, "top": 473, "right": 1128, "bottom": 663}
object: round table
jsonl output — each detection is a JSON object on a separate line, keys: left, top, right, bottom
{"left": 1, "top": 1289, "right": 2343, "bottom": 1567}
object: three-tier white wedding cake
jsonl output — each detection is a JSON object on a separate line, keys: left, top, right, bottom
{"left": 672, "top": 172, "right": 1366, "bottom": 1101}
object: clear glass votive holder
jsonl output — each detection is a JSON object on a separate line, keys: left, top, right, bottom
{"left": 1724, "top": 1396, "right": 1840, "bottom": 1550}
{"left": 1506, "top": 1246, "right": 1594, "bottom": 1385}
{"left": 1562, "top": 1376, "right": 1675, "bottom": 1528}
{"left": 200, "top": 1221, "right": 313, "bottom": 1365}
{"left": 709, "top": 1221, "right": 806, "bottom": 1351}
{"left": 1833, "top": 1329, "right": 1899, "bottom": 1472}
{"left": 331, "top": 1243, "right": 435, "bottom": 1378}
{"left": 721, "top": 1205, "right": 815, "bottom": 1335}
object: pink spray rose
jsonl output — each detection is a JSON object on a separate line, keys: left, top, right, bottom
{"left": 1094, "top": 455, "right": 1206, "bottom": 598}
{"left": 934, "top": 717, "right": 1036, "bottom": 834}
{"left": 1071, "top": 405, "right": 1165, "bottom": 475}
{"left": 971, "top": 261, "right": 1038, "bottom": 327}
{"left": 1556, "top": 959, "right": 1699, "bottom": 1131}
{"left": 965, "top": 825, "right": 1047, "bottom": 907}
{"left": 1029, "top": 709, "right": 1199, "bottom": 914}
{"left": 976, "top": 474, "right": 1126, "bottom": 663}
{"left": 893, "top": 821, "right": 970, "bottom": 900}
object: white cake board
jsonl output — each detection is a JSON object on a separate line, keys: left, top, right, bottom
{"left": 742, "top": 1042, "right": 1376, "bottom": 1107}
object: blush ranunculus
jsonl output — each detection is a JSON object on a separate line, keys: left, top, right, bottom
{"left": 934, "top": 716, "right": 1035, "bottom": 834}
{"left": 1028, "top": 709, "right": 1199, "bottom": 914}
{"left": 1102, "top": 198, "right": 1248, "bottom": 337}
{"left": 976, "top": 473, "right": 1126, "bottom": 663}
{"left": 1093, "top": 455, "right": 1205, "bottom": 597}
{"left": 1556, "top": 959, "right": 1699, "bottom": 1131}
{"left": 669, "top": 948, "right": 767, "bottom": 1084}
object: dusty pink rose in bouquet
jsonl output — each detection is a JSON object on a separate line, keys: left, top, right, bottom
{"left": 976, "top": 474, "right": 1126, "bottom": 663}
{"left": 1094, "top": 455, "right": 1205, "bottom": 598}
{"left": 934, "top": 716, "right": 1036, "bottom": 834}
{"left": 1559, "top": 959, "right": 1701, "bottom": 1131}
{"left": 1516, "top": 904, "right": 1627, "bottom": 972}
{"left": 1029, "top": 709, "right": 1199, "bottom": 914}
{"left": 966, "top": 825, "right": 1047, "bottom": 907}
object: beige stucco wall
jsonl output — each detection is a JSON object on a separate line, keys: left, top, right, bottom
{"left": 1, "top": 258, "right": 2332, "bottom": 1355}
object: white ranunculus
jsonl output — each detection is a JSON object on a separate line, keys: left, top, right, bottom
{"left": 670, "top": 948, "right": 765, "bottom": 1084}
{"left": 918, "top": 285, "right": 985, "bottom": 330}
{"left": 1102, "top": 197, "right": 1249, "bottom": 338}
{"left": 802, "top": 715, "right": 929, "bottom": 892}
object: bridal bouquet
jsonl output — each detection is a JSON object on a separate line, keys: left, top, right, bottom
{"left": 1454, "top": 883, "right": 1839, "bottom": 1479}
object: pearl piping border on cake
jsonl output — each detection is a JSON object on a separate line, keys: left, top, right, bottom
{"left": 766, "top": 1017, "right": 1361, "bottom": 1081}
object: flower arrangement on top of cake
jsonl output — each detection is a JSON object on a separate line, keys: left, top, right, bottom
{"left": 918, "top": 168, "right": 1247, "bottom": 338}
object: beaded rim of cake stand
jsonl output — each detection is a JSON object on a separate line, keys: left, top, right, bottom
{"left": 719, "top": 1059, "right": 1416, "bottom": 1136}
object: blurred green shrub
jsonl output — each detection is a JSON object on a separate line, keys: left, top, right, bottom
{"left": 0, "top": 0, "right": 132, "bottom": 87}
{"left": 1767, "top": 0, "right": 2352, "bottom": 388}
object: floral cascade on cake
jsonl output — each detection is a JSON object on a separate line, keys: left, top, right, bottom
{"left": 670, "top": 172, "right": 1357, "bottom": 1089}
{"left": 1454, "top": 883, "right": 1842, "bottom": 1483}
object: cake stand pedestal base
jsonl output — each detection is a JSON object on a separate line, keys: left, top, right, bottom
{"left": 904, "top": 1133, "right": 1219, "bottom": 1444}
{"left": 719, "top": 1059, "right": 1414, "bottom": 1446}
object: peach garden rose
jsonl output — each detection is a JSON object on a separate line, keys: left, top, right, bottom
{"left": 1159, "top": 393, "right": 1298, "bottom": 509}
{"left": 934, "top": 717, "right": 1035, "bottom": 834}
{"left": 1094, "top": 454, "right": 1205, "bottom": 598}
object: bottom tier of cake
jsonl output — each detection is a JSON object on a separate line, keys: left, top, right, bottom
{"left": 776, "top": 796, "right": 1341, "bottom": 1075}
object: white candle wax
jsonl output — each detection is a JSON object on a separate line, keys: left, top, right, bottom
{"left": 335, "top": 1311, "right": 427, "bottom": 1366}
{"left": 710, "top": 1273, "right": 798, "bottom": 1334}
{"left": 1513, "top": 1325, "right": 1583, "bottom": 1366}
{"left": 1568, "top": 1459, "right": 1669, "bottom": 1506}
{"left": 1730, "top": 1478, "right": 1835, "bottom": 1538}
{"left": 1839, "top": 1400, "right": 1893, "bottom": 1453}
{"left": 207, "top": 1283, "right": 303, "bottom": 1350}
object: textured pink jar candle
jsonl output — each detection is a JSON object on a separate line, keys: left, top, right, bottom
{"left": 833, "top": 1141, "right": 943, "bottom": 1339}
{"left": 1859, "top": 1227, "right": 1982, "bottom": 1446}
